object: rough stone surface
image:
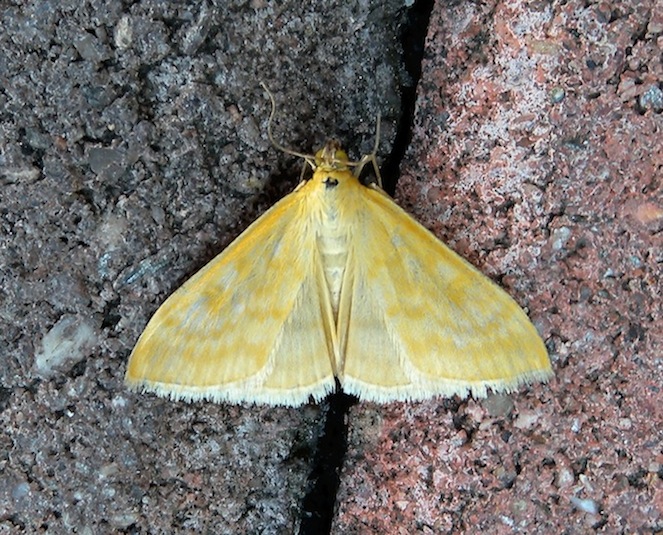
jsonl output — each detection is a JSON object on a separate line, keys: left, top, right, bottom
{"left": 3, "top": 0, "right": 661, "bottom": 533}
{"left": 334, "top": 0, "right": 661, "bottom": 533}
{"left": 0, "top": 1, "right": 402, "bottom": 533}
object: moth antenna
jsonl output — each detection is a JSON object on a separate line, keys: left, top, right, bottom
{"left": 353, "top": 112, "right": 383, "bottom": 188}
{"left": 260, "top": 82, "right": 316, "bottom": 170}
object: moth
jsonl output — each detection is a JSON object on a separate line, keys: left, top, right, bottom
{"left": 125, "top": 90, "right": 552, "bottom": 406}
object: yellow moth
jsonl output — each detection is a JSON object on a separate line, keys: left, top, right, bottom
{"left": 125, "top": 92, "right": 552, "bottom": 406}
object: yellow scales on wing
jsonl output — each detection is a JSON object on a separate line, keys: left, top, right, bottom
{"left": 125, "top": 89, "right": 552, "bottom": 406}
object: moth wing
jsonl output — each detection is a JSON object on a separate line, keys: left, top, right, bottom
{"left": 125, "top": 186, "right": 337, "bottom": 406}
{"left": 338, "top": 186, "right": 552, "bottom": 402}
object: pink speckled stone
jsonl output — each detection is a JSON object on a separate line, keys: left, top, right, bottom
{"left": 334, "top": 0, "right": 661, "bottom": 532}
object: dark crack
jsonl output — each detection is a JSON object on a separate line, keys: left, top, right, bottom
{"left": 297, "top": 1, "right": 434, "bottom": 533}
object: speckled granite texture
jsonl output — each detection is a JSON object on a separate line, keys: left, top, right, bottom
{"left": 334, "top": 1, "right": 661, "bottom": 533}
{"left": 0, "top": 1, "right": 401, "bottom": 533}
{"left": 1, "top": 0, "right": 660, "bottom": 534}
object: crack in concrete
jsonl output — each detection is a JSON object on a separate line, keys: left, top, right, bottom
{"left": 296, "top": 1, "right": 435, "bottom": 533}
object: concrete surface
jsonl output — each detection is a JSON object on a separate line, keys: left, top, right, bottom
{"left": 1, "top": 0, "right": 660, "bottom": 534}
{"left": 334, "top": 0, "right": 661, "bottom": 533}
{"left": 0, "top": 1, "right": 401, "bottom": 533}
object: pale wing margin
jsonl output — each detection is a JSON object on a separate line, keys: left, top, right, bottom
{"left": 125, "top": 188, "right": 337, "bottom": 406}
{"left": 340, "top": 186, "right": 552, "bottom": 402}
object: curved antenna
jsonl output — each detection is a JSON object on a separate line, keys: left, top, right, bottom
{"left": 260, "top": 82, "right": 316, "bottom": 168}
{"left": 352, "top": 112, "right": 383, "bottom": 187}
{"left": 259, "top": 82, "right": 383, "bottom": 185}
{"left": 370, "top": 112, "right": 381, "bottom": 156}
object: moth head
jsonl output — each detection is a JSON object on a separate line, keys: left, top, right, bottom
{"left": 315, "top": 140, "right": 349, "bottom": 171}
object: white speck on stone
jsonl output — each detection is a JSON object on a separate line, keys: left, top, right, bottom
{"left": 34, "top": 315, "right": 97, "bottom": 377}
{"left": 114, "top": 16, "right": 133, "bottom": 49}
{"left": 618, "top": 418, "right": 632, "bottom": 430}
{"left": 111, "top": 395, "right": 128, "bottom": 409}
{"left": 570, "top": 496, "right": 599, "bottom": 515}
{"left": 551, "top": 226, "right": 571, "bottom": 251}
{"left": 639, "top": 84, "right": 663, "bottom": 112}
{"left": 514, "top": 409, "right": 540, "bottom": 430}
{"left": 110, "top": 512, "right": 140, "bottom": 529}
{"left": 556, "top": 467, "right": 575, "bottom": 487}
{"left": 499, "top": 515, "right": 514, "bottom": 527}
